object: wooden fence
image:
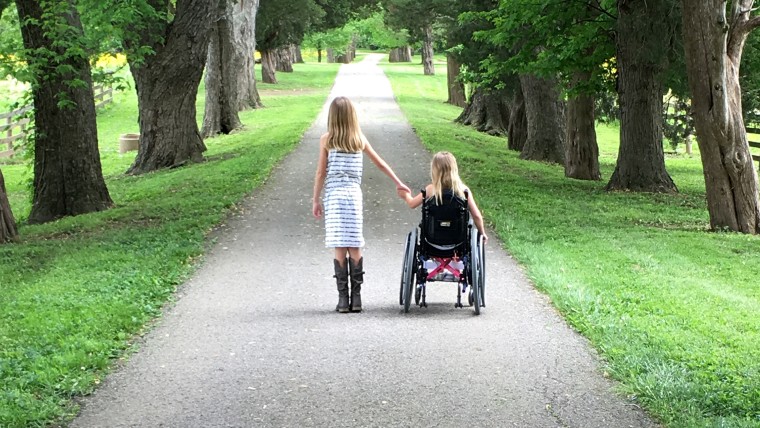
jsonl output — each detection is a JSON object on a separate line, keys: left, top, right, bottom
{"left": 0, "top": 83, "right": 113, "bottom": 158}
{"left": 0, "top": 106, "right": 31, "bottom": 158}
{"left": 745, "top": 127, "right": 760, "bottom": 168}
{"left": 93, "top": 83, "right": 114, "bottom": 109}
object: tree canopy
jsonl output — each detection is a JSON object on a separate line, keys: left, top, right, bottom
{"left": 256, "top": 0, "right": 325, "bottom": 51}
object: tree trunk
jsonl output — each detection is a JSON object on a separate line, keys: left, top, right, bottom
{"left": 292, "top": 44, "right": 304, "bottom": 63}
{"left": 565, "top": 72, "right": 601, "bottom": 180}
{"left": 389, "top": 48, "right": 402, "bottom": 62}
{"left": 607, "top": 0, "right": 676, "bottom": 192}
{"left": 519, "top": 74, "right": 565, "bottom": 164}
{"left": 349, "top": 38, "right": 357, "bottom": 61}
{"left": 202, "top": 0, "right": 243, "bottom": 138}
{"left": 446, "top": 54, "right": 466, "bottom": 108}
{"left": 233, "top": 0, "right": 262, "bottom": 110}
{"left": 389, "top": 46, "right": 412, "bottom": 63}
{"left": 422, "top": 25, "right": 435, "bottom": 75}
{"left": 127, "top": 0, "right": 216, "bottom": 174}
{"left": 16, "top": 0, "right": 113, "bottom": 223}
{"left": 275, "top": 46, "right": 293, "bottom": 72}
{"left": 507, "top": 83, "right": 527, "bottom": 152}
{"left": 403, "top": 46, "right": 412, "bottom": 62}
{"left": 0, "top": 168, "right": 18, "bottom": 243}
{"left": 317, "top": 48, "right": 322, "bottom": 63}
{"left": 327, "top": 48, "right": 336, "bottom": 63}
{"left": 455, "top": 88, "right": 509, "bottom": 136}
{"left": 260, "top": 49, "right": 278, "bottom": 83}
{"left": 681, "top": 0, "right": 760, "bottom": 232}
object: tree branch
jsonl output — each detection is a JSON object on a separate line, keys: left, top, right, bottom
{"left": 745, "top": 16, "right": 760, "bottom": 31}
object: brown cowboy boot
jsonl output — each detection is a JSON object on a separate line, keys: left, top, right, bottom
{"left": 334, "top": 259, "right": 350, "bottom": 313}
{"left": 349, "top": 257, "right": 364, "bottom": 312}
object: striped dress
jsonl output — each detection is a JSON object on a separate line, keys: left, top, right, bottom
{"left": 323, "top": 149, "right": 364, "bottom": 248}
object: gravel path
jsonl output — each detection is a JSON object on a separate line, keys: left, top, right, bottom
{"left": 71, "top": 54, "right": 656, "bottom": 428}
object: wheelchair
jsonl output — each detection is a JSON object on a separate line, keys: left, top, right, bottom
{"left": 399, "top": 189, "right": 486, "bottom": 315}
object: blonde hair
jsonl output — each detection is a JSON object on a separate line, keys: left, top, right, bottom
{"left": 430, "top": 151, "right": 467, "bottom": 204}
{"left": 326, "top": 96, "right": 365, "bottom": 152}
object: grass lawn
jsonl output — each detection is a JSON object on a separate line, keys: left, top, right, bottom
{"left": 381, "top": 57, "right": 760, "bottom": 427}
{"left": 0, "top": 62, "right": 340, "bottom": 427}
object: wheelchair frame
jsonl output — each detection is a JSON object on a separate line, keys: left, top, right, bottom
{"left": 399, "top": 189, "right": 486, "bottom": 315}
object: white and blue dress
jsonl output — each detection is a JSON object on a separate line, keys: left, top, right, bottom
{"left": 323, "top": 149, "right": 364, "bottom": 248}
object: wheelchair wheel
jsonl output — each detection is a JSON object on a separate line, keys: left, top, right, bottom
{"left": 400, "top": 228, "right": 415, "bottom": 305}
{"left": 478, "top": 233, "right": 486, "bottom": 307}
{"left": 401, "top": 228, "right": 417, "bottom": 313}
{"left": 469, "top": 230, "right": 482, "bottom": 315}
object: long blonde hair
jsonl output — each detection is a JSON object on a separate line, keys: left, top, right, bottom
{"left": 326, "top": 96, "right": 365, "bottom": 152}
{"left": 430, "top": 151, "right": 467, "bottom": 204}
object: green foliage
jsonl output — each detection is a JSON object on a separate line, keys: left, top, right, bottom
{"left": 0, "top": 61, "right": 341, "bottom": 427}
{"left": 304, "top": 10, "right": 412, "bottom": 55}
{"left": 313, "top": 0, "right": 376, "bottom": 32}
{"left": 256, "top": 0, "right": 325, "bottom": 50}
{"left": 444, "top": 0, "right": 500, "bottom": 89}
{"left": 382, "top": 60, "right": 760, "bottom": 427}
{"left": 663, "top": 94, "right": 694, "bottom": 151}
{"left": 303, "top": 27, "right": 353, "bottom": 56}
{"left": 349, "top": 10, "right": 408, "bottom": 49}
{"left": 0, "top": 5, "right": 23, "bottom": 80}
{"left": 80, "top": 0, "right": 167, "bottom": 67}
{"left": 469, "top": 0, "right": 616, "bottom": 95}
{"left": 383, "top": 0, "right": 455, "bottom": 42}
{"left": 10, "top": 1, "right": 90, "bottom": 92}
{"left": 741, "top": 30, "right": 760, "bottom": 126}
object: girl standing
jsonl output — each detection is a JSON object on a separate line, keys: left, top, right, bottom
{"left": 312, "top": 96, "right": 409, "bottom": 313}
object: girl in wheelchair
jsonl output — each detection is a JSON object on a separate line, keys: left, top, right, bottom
{"left": 397, "top": 151, "right": 488, "bottom": 312}
{"left": 397, "top": 152, "right": 487, "bottom": 243}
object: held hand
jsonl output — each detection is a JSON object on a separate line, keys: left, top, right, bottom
{"left": 396, "top": 182, "right": 410, "bottom": 193}
{"left": 481, "top": 233, "right": 489, "bottom": 244}
{"left": 312, "top": 200, "right": 323, "bottom": 219}
{"left": 397, "top": 188, "right": 411, "bottom": 199}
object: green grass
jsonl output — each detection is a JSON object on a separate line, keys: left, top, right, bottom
{"left": 0, "top": 61, "right": 340, "bottom": 427}
{"left": 381, "top": 58, "right": 760, "bottom": 427}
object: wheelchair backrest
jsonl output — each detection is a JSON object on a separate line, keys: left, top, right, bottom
{"left": 422, "top": 189, "right": 469, "bottom": 247}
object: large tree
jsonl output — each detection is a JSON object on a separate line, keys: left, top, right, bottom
{"left": 607, "top": 0, "right": 677, "bottom": 192}
{"left": 0, "top": 0, "right": 18, "bottom": 242}
{"left": 105, "top": 0, "right": 219, "bottom": 174}
{"left": 202, "top": 0, "right": 262, "bottom": 138}
{"left": 256, "top": 0, "right": 324, "bottom": 84}
{"left": 456, "top": 88, "right": 510, "bottom": 136}
{"left": 566, "top": 71, "right": 601, "bottom": 180}
{"left": 452, "top": 0, "right": 513, "bottom": 136}
{"left": 519, "top": 73, "right": 566, "bottom": 164}
{"left": 681, "top": 0, "right": 760, "bottom": 233}
{"left": 0, "top": 169, "right": 17, "bottom": 243}
{"left": 446, "top": 53, "right": 466, "bottom": 107}
{"left": 15, "top": 0, "right": 112, "bottom": 224}
{"left": 384, "top": 0, "right": 453, "bottom": 76}
{"left": 473, "top": 0, "right": 612, "bottom": 178}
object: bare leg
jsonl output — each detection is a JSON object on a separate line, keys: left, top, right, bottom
{"left": 347, "top": 247, "right": 362, "bottom": 261}
{"left": 333, "top": 248, "right": 348, "bottom": 266}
